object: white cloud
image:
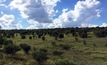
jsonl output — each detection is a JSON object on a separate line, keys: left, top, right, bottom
{"left": 0, "top": 14, "right": 22, "bottom": 29}
{"left": 100, "top": 23, "right": 107, "bottom": 27}
{"left": 0, "top": 4, "right": 7, "bottom": 8}
{"left": 8, "top": 0, "right": 101, "bottom": 29}
{"left": 48, "top": 0, "right": 101, "bottom": 28}
{"left": 0, "top": 11, "right": 3, "bottom": 15}
{"left": 9, "top": 0, "right": 60, "bottom": 24}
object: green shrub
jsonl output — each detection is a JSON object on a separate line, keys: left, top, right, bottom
{"left": 3, "top": 44, "right": 20, "bottom": 55}
{"left": 52, "top": 50, "right": 63, "bottom": 56}
{"left": 59, "top": 44, "right": 71, "bottom": 50}
{"left": 83, "top": 40, "right": 87, "bottom": 45}
{"left": 51, "top": 42, "right": 56, "bottom": 46}
{"left": 21, "top": 35, "right": 26, "bottom": 39}
{"left": 20, "top": 43, "right": 31, "bottom": 54}
{"left": 32, "top": 51, "right": 48, "bottom": 63}
{"left": 29, "top": 36, "right": 32, "bottom": 39}
{"left": 42, "top": 36, "right": 45, "bottom": 41}
{"left": 55, "top": 59, "right": 75, "bottom": 65}
{"left": 39, "top": 48, "right": 48, "bottom": 53}
{"left": 4, "top": 40, "right": 13, "bottom": 45}
{"left": 59, "top": 34, "right": 64, "bottom": 38}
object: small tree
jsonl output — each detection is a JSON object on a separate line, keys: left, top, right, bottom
{"left": 20, "top": 43, "right": 31, "bottom": 54}
{"left": 3, "top": 44, "right": 20, "bottom": 55}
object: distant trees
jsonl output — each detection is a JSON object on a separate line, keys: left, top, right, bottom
{"left": 94, "top": 29, "right": 107, "bottom": 38}
{"left": 78, "top": 29, "right": 88, "bottom": 38}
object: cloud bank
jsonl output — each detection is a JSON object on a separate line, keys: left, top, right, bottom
{"left": 0, "top": 0, "right": 106, "bottom": 29}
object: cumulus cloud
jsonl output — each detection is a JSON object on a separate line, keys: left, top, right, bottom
{"left": 0, "top": 14, "right": 22, "bottom": 29}
{"left": 100, "top": 23, "right": 107, "bottom": 27}
{"left": 48, "top": 0, "right": 101, "bottom": 28}
{"left": 9, "top": 0, "right": 60, "bottom": 24}
{"left": 8, "top": 0, "right": 102, "bottom": 29}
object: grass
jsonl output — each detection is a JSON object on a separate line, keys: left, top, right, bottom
{"left": 1, "top": 33, "right": 107, "bottom": 65}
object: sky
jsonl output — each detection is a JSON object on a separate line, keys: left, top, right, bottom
{"left": 0, "top": 0, "right": 107, "bottom": 29}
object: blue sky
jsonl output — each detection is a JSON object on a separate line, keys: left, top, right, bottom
{"left": 0, "top": 0, "right": 107, "bottom": 29}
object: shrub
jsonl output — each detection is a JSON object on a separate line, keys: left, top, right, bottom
{"left": 55, "top": 59, "right": 75, "bottom": 65}
{"left": 52, "top": 50, "right": 63, "bottom": 56}
{"left": 20, "top": 43, "right": 31, "bottom": 54}
{"left": 55, "top": 36, "right": 58, "bottom": 40}
{"left": 51, "top": 42, "right": 56, "bottom": 46}
{"left": 32, "top": 51, "right": 48, "bottom": 63}
{"left": 0, "top": 38, "right": 5, "bottom": 45}
{"left": 105, "top": 44, "right": 107, "bottom": 47}
{"left": 3, "top": 44, "right": 20, "bottom": 55}
{"left": 83, "top": 40, "right": 87, "bottom": 45}
{"left": 80, "top": 32, "right": 87, "bottom": 38}
{"left": 75, "top": 37, "right": 78, "bottom": 42}
{"left": 39, "top": 48, "right": 48, "bottom": 53}
{"left": 29, "top": 36, "right": 32, "bottom": 39}
{"left": 59, "top": 44, "right": 71, "bottom": 50}
{"left": 59, "top": 34, "right": 64, "bottom": 38}
{"left": 42, "top": 36, "right": 45, "bottom": 41}
{"left": 21, "top": 35, "right": 26, "bottom": 39}
{"left": 4, "top": 40, "right": 13, "bottom": 45}
{"left": 62, "top": 45, "right": 71, "bottom": 50}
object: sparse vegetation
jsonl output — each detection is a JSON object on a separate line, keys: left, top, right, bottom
{"left": 0, "top": 27, "right": 107, "bottom": 65}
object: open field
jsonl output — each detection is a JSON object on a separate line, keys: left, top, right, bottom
{"left": 0, "top": 28, "right": 107, "bottom": 65}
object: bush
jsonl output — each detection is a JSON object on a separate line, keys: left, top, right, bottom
{"left": 39, "top": 48, "right": 48, "bottom": 53}
{"left": 55, "top": 59, "right": 75, "bottom": 65}
{"left": 59, "top": 44, "right": 71, "bottom": 50}
{"left": 83, "top": 40, "right": 87, "bottom": 45}
{"left": 52, "top": 50, "right": 63, "bottom": 56}
{"left": 59, "top": 34, "right": 64, "bottom": 38}
{"left": 51, "top": 42, "right": 56, "bottom": 46}
{"left": 4, "top": 40, "right": 13, "bottom": 45}
{"left": 3, "top": 44, "right": 21, "bottom": 55}
{"left": 20, "top": 43, "right": 31, "bottom": 54}
{"left": 42, "top": 36, "right": 45, "bottom": 41}
{"left": 29, "top": 36, "right": 32, "bottom": 39}
{"left": 21, "top": 35, "right": 26, "bottom": 39}
{"left": 75, "top": 37, "right": 78, "bottom": 42}
{"left": 32, "top": 51, "right": 48, "bottom": 63}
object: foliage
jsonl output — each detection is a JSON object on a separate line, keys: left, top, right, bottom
{"left": 21, "top": 35, "right": 26, "bottom": 39}
{"left": 52, "top": 50, "right": 63, "bottom": 56}
{"left": 55, "top": 59, "right": 75, "bottom": 65}
{"left": 3, "top": 44, "right": 20, "bottom": 55}
{"left": 59, "top": 34, "right": 64, "bottom": 38}
{"left": 32, "top": 51, "right": 48, "bottom": 63}
{"left": 20, "top": 43, "right": 31, "bottom": 54}
{"left": 42, "top": 36, "right": 45, "bottom": 41}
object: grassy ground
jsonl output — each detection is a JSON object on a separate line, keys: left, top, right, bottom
{"left": 1, "top": 32, "right": 107, "bottom": 65}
